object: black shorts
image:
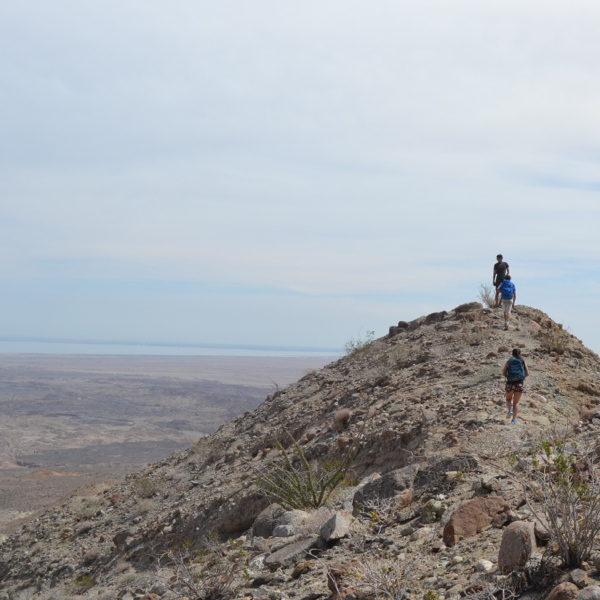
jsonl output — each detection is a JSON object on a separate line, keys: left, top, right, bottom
{"left": 506, "top": 381, "right": 524, "bottom": 393}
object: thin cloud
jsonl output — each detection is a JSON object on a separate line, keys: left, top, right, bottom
{"left": 2, "top": 1, "right": 600, "bottom": 351}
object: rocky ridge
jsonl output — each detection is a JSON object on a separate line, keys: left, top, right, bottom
{"left": 2, "top": 303, "right": 600, "bottom": 599}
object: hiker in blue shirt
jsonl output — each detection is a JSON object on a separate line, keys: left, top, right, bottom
{"left": 502, "top": 348, "right": 529, "bottom": 424}
{"left": 497, "top": 276, "right": 516, "bottom": 330}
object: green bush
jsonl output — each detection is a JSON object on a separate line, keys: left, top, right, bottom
{"left": 256, "top": 434, "right": 358, "bottom": 510}
{"left": 510, "top": 435, "right": 600, "bottom": 568}
{"left": 345, "top": 330, "right": 375, "bottom": 355}
{"left": 70, "top": 573, "right": 95, "bottom": 590}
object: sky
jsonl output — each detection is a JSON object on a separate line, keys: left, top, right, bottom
{"left": 2, "top": 1, "right": 600, "bottom": 353}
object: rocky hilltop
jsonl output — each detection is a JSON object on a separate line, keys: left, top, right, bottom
{"left": 2, "top": 303, "right": 600, "bottom": 600}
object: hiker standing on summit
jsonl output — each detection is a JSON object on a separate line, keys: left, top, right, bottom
{"left": 502, "top": 348, "right": 529, "bottom": 424}
{"left": 493, "top": 254, "right": 510, "bottom": 307}
{"left": 497, "top": 276, "right": 516, "bottom": 330}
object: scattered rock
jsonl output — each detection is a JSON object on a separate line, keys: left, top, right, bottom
{"left": 578, "top": 586, "right": 600, "bottom": 600}
{"left": 320, "top": 511, "right": 353, "bottom": 542}
{"left": 253, "top": 503, "right": 286, "bottom": 538}
{"left": 454, "top": 302, "right": 483, "bottom": 313}
{"left": 545, "top": 582, "right": 579, "bottom": 600}
{"left": 264, "top": 536, "right": 327, "bottom": 569}
{"left": 443, "top": 496, "right": 508, "bottom": 546}
{"left": 498, "top": 521, "right": 537, "bottom": 573}
{"left": 0, "top": 303, "right": 597, "bottom": 599}
{"left": 534, "top": 519, "right": 551, "bottom": 544}
{"left": 475, "top": 559, "right": 494, "bottom": 572}
{"left": 353, "top": 464, "right": 419, "bottom": 511}
{"left": 571, "top": 569, "right": 589, "bottom": 588}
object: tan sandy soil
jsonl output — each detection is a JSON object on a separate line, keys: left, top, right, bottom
{"left": 0, "top": 354, "right": 333, "bottom": 532}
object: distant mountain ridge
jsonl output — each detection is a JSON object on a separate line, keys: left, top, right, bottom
{"left": 0, "top": 335, "right": 341, "bottom": 354}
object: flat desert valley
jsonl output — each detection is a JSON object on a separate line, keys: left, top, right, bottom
{"left": 0, "top": 353, "right": 333, "bottom": 534}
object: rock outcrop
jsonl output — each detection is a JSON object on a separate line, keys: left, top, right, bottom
{"left": 2, "top": 303, "right": 600, "bottom": 598}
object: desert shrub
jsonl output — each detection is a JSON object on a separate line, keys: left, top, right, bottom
{"left": 478, "top": 283, "right": 496, "bottom": 308}
{"left": 509, "top": 434, "right": 600, "bottom": 568}
{"left": 132, "top": 476, "right": 160, "bottom": 498}
{"left": 190, "top": 436, "right": 227, "bottom": 467}
{"left": 536, "top": 327, "right": 572, "bottom": 354}
{"left": 256, "top": 433, "right": 358, "bottom": 510}
{"left": 356, "top": 496, "right": 399, "bottom": 535}
{"left": 345, "top": 330, "right": 375, "bottom": 355}
{"left": 350, "top": 555, "right": 422, "bottom": 600}
{"left": 460, "top": 326, "right": 487, "bottom": 347}
{"left": 70, "top": 573, "right": 95, "bottom": 590}
{"left": 132, "top": 498, "right": 155, "bottom": 516}
{"left": 155, "top": 537, "right": 249, "bottom": 600}
{"left": 333, "top": 408, "right": 351, "bottom": 431}
{"left": 391, "top": 344, "right": 410, "bottom": 367}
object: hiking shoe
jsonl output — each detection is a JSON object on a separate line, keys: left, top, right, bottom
{"left": 507, "top": 410, "right": 513, "bottom": 416}
{"left": 503, "top": 325, "right": 508, "bottom": 331}
{"left": 511, "top": 419, "right": 518, "bottom": 424}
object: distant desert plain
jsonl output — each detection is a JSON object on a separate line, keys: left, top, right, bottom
{"left": 0, "top": 353, "right": 333, "bottom": 534}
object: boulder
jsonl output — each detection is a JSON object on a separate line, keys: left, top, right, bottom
{"left": 320, "top": 511, "right": 353, "bottom": 542}
{"left": 443, "top": 496, "right": 508, "bottom": 546}
{"left": 272, "top": 509, "right": 310, "bottom": 537}
{"left": 252, "top": 503, "right": 286, "bottom": 538}
{"left": 273, "top": 507, "right": 334, "bottom": 538}
{"left": 571, "top": 569, "right": 589, "bottom": 588}
{"left": 545, "top": 582, "right": 579, "bottom": 600}
{"left": 212, "top": 490, "right": 270, "bottom": 534}
{"left": 498, "top": 521, "right": 537, "bottom": 573}
{"left": 264, "top": 536, "right": 326, "bottom": 569}
{"left": 454, "top": 302, "right": 483, "bottom": 313}
{"left": 425, "top": 311, "right": 447, "bottom": 324}
{"left": 578, "top": 587, "right": 600, "bottom": 600}
{"left": 415, "top": 453, "right": 478, "bottom": 494}
{"left": 474, "top": 559, "right": 494, "bottom": 573}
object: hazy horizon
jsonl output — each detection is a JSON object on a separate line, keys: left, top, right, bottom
{"left": 3, "top": 2, "right": 600, "bottom": 355}
{"left": 0, "top": 336, "right": 342, "bottom": 358}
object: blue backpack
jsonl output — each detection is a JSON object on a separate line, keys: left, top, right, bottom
{"left": 500, "top": 281, "right": 515, "bottom": 300}
{"left": 506, "top": 357, "right": 525, "bottom": 382}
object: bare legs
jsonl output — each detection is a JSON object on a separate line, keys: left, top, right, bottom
{"left": 506, "top": 390, "right": 521, "bottom": 421}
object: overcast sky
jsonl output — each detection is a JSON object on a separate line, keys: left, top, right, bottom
{"left": 2, "top": 1, "right": 600, "bottom": 353}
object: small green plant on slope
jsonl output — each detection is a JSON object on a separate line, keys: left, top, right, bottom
{"left": 509, "top": 434, "right": 600, "bottom": 568}
{"left": 356, "top": 496, "right": 400, "bottom": 535}
{"left": 69, "top": 573, "right": 95, "bottom": 591}
{"left": 478, "top": 283, "right": 496, "bottom": 309}
{"left": 345, "top": 330, "right": 375, "bottom": 355}
{"left": 256, "top": 432, "right": 359, "bottom": 510}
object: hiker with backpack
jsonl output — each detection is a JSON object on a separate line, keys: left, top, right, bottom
{"left": 497, "top": 275, "right": 516, "bottom": 330}
{"left": 502, "top": 348, "right": 529, "bottom": 424}
{"left": 493, "top": 254, "right": 510, "bottom": 307}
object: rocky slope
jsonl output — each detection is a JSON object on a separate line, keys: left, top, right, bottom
{"left": 2, "top": 303, "right": 600, "bottom": 600}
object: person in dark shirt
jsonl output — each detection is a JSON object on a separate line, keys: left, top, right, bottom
{"left": 493, "top": 254, "right": 510, "bottom": 307}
